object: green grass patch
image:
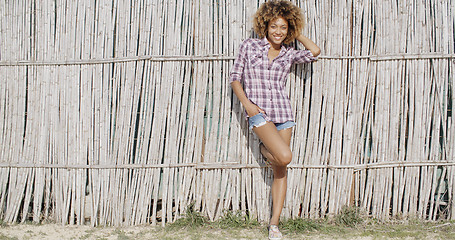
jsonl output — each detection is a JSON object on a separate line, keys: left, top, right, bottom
{"left": 0, "top": 233, "right": 18, "bottom": 240}
{"left": 169, "top": 204, "right": 260, "bottom": 230}
{"left": 164, "top": 205, "right": 454, "bottom": 239}
{"left": 280, "top": 218, "right": 323, "bottom": 233}
{"left": 214, "top": 210, "right": 259, "bottom": 229}
{"left": 113, "top": 229, "right": 131, "bottom": 240}
{"left": 167, "top": 202, "right": 209, "bottom": 229}
{"left": 335, "top": 205, "right": 364, "bottom": 227}
{"left": 0, "top": 219, "right": 7, "bottom": 228}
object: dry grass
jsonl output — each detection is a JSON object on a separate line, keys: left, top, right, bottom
{"left": 0, "top": 213, "right": 453, "bottom": 240}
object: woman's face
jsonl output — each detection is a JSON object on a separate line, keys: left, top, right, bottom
{"left": 267, "top": 17, "right": 288, "bottom": 48}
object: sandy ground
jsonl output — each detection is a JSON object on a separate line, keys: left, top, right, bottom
{"left": 1, "top": 224, "right": 154, "bottom": 240}
{"left": 0, "top": 223, "right": 451, "bottom": 240}
{"left": 0, "top": 223, "right": 357, "bottom": 240}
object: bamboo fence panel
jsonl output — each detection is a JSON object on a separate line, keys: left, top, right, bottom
{"left": 0, "top": 0, "right": 454, "bottom": 226}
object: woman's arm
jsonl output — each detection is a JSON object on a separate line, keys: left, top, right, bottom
{"left": 231, "top": 81, "right": 265, "bottom": 117}
{"left": 296, "top": 34, "right": 321, "bottom": 57}
{"left": 230, "top": 39, "right": 264, "bottom": 117}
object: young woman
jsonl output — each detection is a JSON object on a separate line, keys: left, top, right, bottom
{"left": 229, "top": 1, "right": 320, "bottom": 239}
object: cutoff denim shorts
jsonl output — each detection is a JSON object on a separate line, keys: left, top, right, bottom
{"left": 248, "top": 113, "right": 296, "bottom": 131}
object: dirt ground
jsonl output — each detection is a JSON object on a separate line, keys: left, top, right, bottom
{"left": 0, "top": 223, "right": 453, "bottom": 240}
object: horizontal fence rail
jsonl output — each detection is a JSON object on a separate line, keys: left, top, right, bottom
{"left": 1, "top": 161, "right": 455, "bottom": 170}
{"left": 0, "top": 53, "right": 454, "bottom": 66}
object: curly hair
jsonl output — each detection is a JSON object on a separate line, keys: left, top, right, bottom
{"left": 253, "top": 0, "right": 305, "bottom": 45}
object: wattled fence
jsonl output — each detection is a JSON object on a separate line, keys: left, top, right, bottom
{"left": 0, "top": 0, "right": 454, "bottom": 226}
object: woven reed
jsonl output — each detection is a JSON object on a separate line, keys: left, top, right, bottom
{"left": 0, "top": 53, "right": 454, "bottom": 66}
{"left": 0, "top": 0, "right": 454, "bottom": 226}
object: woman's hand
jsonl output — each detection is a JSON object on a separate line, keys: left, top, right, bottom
{"left": 296, "top": 34, "right": 321, "bottom": 57}
{"left": 231, "top": 81, "right": 266, "bottom": 117}
{"left": 245, "top": 102, "right": 265, "bottom": 117}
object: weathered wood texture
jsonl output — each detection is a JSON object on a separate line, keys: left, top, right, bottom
{"left": 0, "top": 0, "right": 454, "bottom": 226}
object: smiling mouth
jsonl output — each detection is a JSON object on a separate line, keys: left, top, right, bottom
{"left": 273, "top": 36, "right": 282, "bottom": 41}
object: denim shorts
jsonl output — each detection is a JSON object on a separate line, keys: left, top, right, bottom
{"left": 248, "top": 113, "right": 296, "bottom": 131}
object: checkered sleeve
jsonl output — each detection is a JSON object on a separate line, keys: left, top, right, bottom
{"left": 229, "top": 40, "right": 248, "bottom": 83}
{"left": 291, "top": 49, "right": 318, "bottom": 64}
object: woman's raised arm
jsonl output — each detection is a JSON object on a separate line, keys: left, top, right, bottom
{"left": 296, "top": 34, "right": 321, "bottom": 57}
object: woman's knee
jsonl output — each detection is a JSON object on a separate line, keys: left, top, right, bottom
{"left": 275, "top": 149, "right": 292, "bottom": 166}
{"left": 261, "top": 144, "right": 291, "bottom": 166}
{"left": 261, "top": 143, "right": 292, "bottom": 166}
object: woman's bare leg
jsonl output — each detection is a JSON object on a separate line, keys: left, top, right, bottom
{"left": 253, "top": 123, "right": 293, "bottom": 226}
{"left": 253, "top": 122, "right": 292, "bottom": 166}
{"left": 270, "top": 128, "right": 292, "bottom": 226}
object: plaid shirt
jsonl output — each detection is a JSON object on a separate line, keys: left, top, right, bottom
{"left": 230, "top": 38, "right": 317, "bottom": 123}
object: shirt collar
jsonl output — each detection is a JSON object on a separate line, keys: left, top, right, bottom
{"left": 260, "top": 37, "right": 287, "bottom": 52}
{"left": 259, "top": 37, "right": 270, "bottom": 47}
